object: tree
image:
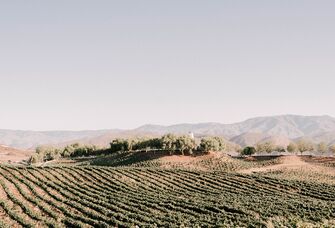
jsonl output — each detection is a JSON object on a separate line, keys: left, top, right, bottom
{"left": 317, "top": 142, "right": 328, "bottom": 154}
{"left": 241, "top": 147, "right": 256, "bottom": 156}
{"left": 198, "top": 137, "right": 225, "bottom": 153}
{"left": 176, "top": 135, "right": 196, "bottom": 155}
{"left": 329, "top": 145, "right": 335, "bottom": 154}
{"left": 62, "top": 143, "right": 81, "bottom": 157}
{"left": 29, "top": 153, "right": 43, "bottom": 164}
{"left": 110, "top": 139, "right": 127, "bottom": 153}
{"left": 161, "top": 134, "right": 178, "bottom": 155}
{"left": 213, "top": 137, "right": 226, "bottom": 151}
{"left": 34, "top": 146, "right": 62, "bottom": 162}
{"left": 256, "top": 142, "right": 275, "bottom": 153}
{"left": 275, "top": 146, "right": 286, "bottom": 153}
{"left": 296, "top": 140, "right": 314, "bottom": 154}
{"left": 287, "top": 143, "right": 297, "bottom": 153}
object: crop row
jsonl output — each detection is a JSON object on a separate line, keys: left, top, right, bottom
{"left": 0, "top": 166, "right": 333, "bottom": 227}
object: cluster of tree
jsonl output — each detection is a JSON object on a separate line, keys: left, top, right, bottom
{"left": 29, "top": 135, "right": 335, "bottom": 163}
{"left": 29, "top": 143, "right": 99, "bottom": 164}
{"left": 286, "top": 141, "right": 335, "bottom": 154}
{"left": 29, "top": 134, "right": 232, "bottom": 164}
{"left": 255, "top": 142, "right": 286, "bottom": 153}
{"left": 240, "top": 140, "right": 335, "bottom": 156}
{"left": 110, "top": 137, "right": 163, "bottom": 153}
{"left": 198, "top": 137, "right": 226, "bottom": 153}
{"left": 109, "top": 134, "right": 231, "bottom": 155}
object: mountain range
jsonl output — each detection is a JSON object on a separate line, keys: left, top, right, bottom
{"left": 1, "top": 115, "right": 335, "bottom": 149}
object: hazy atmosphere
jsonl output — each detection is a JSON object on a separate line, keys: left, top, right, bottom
{"left": 1, "top": 0, "right": 335, "bottom": 130}
{"left": 0, "top": 2, "right": 335, "bottom": 227}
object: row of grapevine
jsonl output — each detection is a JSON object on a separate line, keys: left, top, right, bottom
{"left": 0, "top": 166, "right": 333, "bottom": 227}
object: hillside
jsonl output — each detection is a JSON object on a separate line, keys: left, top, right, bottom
{"left": 230, "top": 132, "right": 269, "bottom": 147}
{"left": 136, "top": 115, "right": 335, "bottom": 138}
{"left": 0, "top": 157, "right": 334, "bottom": 227}
{"left": 2, "top": 115, "right": 335, "bottom": 150}
{"left": 0, "top": 145, "right": 32, "bottom": 163}
{"left": 57, "top": 130, "right": 160, "bottom": 148}
{"left": 0, "top": 129, "right": 121, "bottom": 149}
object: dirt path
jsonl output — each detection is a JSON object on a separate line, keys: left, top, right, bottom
{"left": 239, "top": 156, "right": 335, "bottom": 175}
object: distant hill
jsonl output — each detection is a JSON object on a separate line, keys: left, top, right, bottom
{"left": 1, "top": 115, "right": 335, "bottom": 149}
{"left": 230, "top": 132, "right": 270, "bottom": 147}
{"left": 0, "top": 129, "right": 121, "bottom": 149}
{"left": 136, "top": 115, "right": 335, "bottom": 139}
{"left": 136, "top": 115, "right": 335, "bottom": 146}
{"left": 57, "top": 130, "right": 160, "bottom": 148}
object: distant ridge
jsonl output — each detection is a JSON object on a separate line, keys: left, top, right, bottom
{"left": 0, "top": 129, "right": 121, "bottom": 149}
{"left": 136, "top": 115, "right": 335, "bottom": 138}
{"left": 1, "top": 115, "right": 335, "bottom": 149}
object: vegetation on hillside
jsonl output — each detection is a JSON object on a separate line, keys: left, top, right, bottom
{"left": 28, "top": 134, "right": 236, "bottom": 164}
{"left": 0, "top": 166, "right": 333, "bottom": 227}
{"left": 28, "top": 132, "right": 335, "bottom": 165}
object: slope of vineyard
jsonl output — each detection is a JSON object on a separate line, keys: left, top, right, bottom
{"left": 0, "top": 166, "right": 334, "bottom": 227}
{"left": 86, "top": 151, "right": 281, "bottom": 171}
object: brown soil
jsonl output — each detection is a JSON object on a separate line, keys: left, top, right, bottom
{"left": 0, "top": 145, "right": 32, "bottom": 164}
{"left": 238, "top": 155, "right": 335, "bottom": 176}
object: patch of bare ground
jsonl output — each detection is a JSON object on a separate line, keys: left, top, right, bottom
{"left": 0, "top": 146, "right": 32, "bottom": 164}
{"left": 302, "top": 156, "right": 335, "bottom": 168}
{"left": 238, "top": 155, "right": 335, "bottom": 184}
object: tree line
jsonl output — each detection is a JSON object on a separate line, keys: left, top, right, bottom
{"left": 29, "top": 135, "right": 335, "bottom": 164}
{"left": 240, "top": 140, "right": 335, "bottom": 156}
{"left": 29, "top": 143, "right": 100, "bottom": 164}
{"left": 109, "top": 134, "right": 228, "bottom": 155}
{"left": 29, "top": 134, "right": 232, "bottom": 164}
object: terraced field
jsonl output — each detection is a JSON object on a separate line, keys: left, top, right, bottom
{"left": 0, "top": 166, "right": 334, "bottom": 227}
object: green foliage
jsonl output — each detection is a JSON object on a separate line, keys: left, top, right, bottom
{"left": 287, "top": 143, "right": 298, "bottom": 153}
{"left": 28, "top": 153, "right": 43, "bottom": 164}
{"left": 329, "top": 145, "right": 335, "bottom": 154}
{"left": 275, "top": 145, "right": 286, "bottom": 153}
{"left": 28, "top": 134, "right": 239, "bottom": 164}
{"left": 109, "top": 134, "right": 196, "bottom": 155}
{"left": 241, "top": 146, "right": 256, "bottom": 156}
{"left": 175, "top": 135, "right": 196, "bottom": 155}
{"left": 256, "top": 142, "right": 275, "bottom": 153}
{"left": 110, "top": 139, "right": 128, "bottom": 153}
{"left": 161, "top": 134, "right": 178, "bottom": 154}
{"left": 29, "top": 146, "right": 62, "bottom": 164}
{"left": 0, "top": 166, "right": 333, "bottom": 227}
{"left": 317, "top": 142, "right": 328, "bottom": 153}
{"left": 198, "top": 136, "right": 225, "bottom": 153}
{"left": 29, "top": 143, "right": 99, "bottom": 164}
{"left": 296, "top": 140, "right": 315, "bottom": 154}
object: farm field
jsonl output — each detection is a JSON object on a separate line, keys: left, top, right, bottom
{"left": 0, "top": 163, "right": 334, "bottom": 227}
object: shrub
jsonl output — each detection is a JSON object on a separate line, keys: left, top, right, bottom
{"left": 241, "top": 147, "right": 256, "bottom": 156}
{"left": 287, "top": 143, "right": 297, "bottom": 153}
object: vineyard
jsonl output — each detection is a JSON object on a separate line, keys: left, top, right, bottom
{"left": 0, "top": 165, "right": 334, "bottom": 227}
{"left": 87, "top": 150, "right": 281, "bottom": 171}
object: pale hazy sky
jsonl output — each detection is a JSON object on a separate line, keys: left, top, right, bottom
{"left": 1, "top": 1, "right": 335, "bottom": 130}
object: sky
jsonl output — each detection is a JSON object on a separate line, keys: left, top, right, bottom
{"left": 0, "top": 0, "right": 335, "bottom": 130}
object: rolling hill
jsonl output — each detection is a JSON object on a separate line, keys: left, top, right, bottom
{"left": 0, "top": 129, "right": 121, "bottom": 149}
{"left": 1, "top": 115, "right": 335, "bottom": 149}
{"left": 136, "top": 115, "right": 335, "bottom": 138}
{"left": 0, "top": 145, "right": 32, "bottom": 163}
